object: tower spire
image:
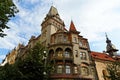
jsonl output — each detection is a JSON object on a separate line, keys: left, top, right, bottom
{"left": 105, "top": 33, "right": 118, "bottom": 57}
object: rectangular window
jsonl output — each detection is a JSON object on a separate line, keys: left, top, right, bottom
{"left": 80, "top": 52, "right": 87, "bottom": 60}
{"left": 66, "top": 65, "right": 71, "bottom": 74}
{"left": 58, "top": 35, "right": 62, "bottom": 43}
{"left": 74, "top": 37, "right": 77, "bottom": 43}
{"left": 57, "top": 65, "right": 63, "bottom": 73}
{"left": 79, "top": 41, "right": 82, "bottom": 47}
{"left": 64, "top": 36, "right": 67, "bottom": 42}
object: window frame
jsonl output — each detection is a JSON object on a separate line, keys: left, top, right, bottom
{"left": 65, "top": 65, "right": 71, "bottom": 74}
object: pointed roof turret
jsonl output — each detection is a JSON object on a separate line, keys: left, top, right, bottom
{"left": 69, "top": 20, "right": 77, "bottom": 32}
{"left": 47, "top": 6, "right": 60, "bottom": 17}
{"left": 69, "top": 20, "right": 80, "bottom": 34}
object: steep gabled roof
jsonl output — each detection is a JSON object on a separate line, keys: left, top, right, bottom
{"left": 91, "top": 51, "right": 115, "bottom": 61}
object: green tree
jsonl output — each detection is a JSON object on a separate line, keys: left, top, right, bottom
{"left": 0, "top": 0, "right": 18, "bottom": 37}
{"left": 0, "top": 42, "right": 52, "bottom": 80}
{"left": 16, "top": 42, "right": 52, "bottom": 80}
{"left": 106, "top": 61, "right": 120, "bottom": 80}
{"left": 0, "top": 63, "right": 22, "bottom": 80}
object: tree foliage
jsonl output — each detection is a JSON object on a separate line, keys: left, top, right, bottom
{"left": 0, "top": 0, "right": 18, "bottom": 37}
{"left": 106, "top": 61, "right": 120, "bottom": 80}
{"left": 0, "top": 42, "right": 52, "bottom": 80}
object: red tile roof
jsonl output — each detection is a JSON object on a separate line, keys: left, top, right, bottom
{"left": 69, "top": 20, "right": 77, "bottom": 32}
{"left": 91, "top": 51, "right": 115, "bottom": 61}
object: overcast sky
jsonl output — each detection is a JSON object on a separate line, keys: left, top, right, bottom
{"left": 0, "top": 0, "right": 120, "bottom": 63}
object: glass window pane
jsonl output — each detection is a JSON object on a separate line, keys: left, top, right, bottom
{"left": 80, "top": 52, "right": 87, "bottom": 60}
{"left": 57, "top": 65, "right": 62, "bottom": 73}
{"left": 66, "top": 65, "right": 71, "bottom": 74}
{"left": 65, "top": 51, "right": 70, "bottom": 58}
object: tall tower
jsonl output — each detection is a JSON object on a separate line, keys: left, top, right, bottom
{"left": 41, "top": 6, "right": 65, "bottom": 46}
{"left": 106, "top": 33, "right": 118, "bottom": 57}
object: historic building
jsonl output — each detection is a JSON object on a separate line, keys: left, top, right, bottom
{"left": 38, "top": 6, "right": 98, "bottom": 80}
{"left": 1, "top": 6, "right": 120, "bottom": 80}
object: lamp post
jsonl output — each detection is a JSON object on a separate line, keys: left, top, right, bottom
{"left": 43, "top": 50, "right": 47, "bottom": 80}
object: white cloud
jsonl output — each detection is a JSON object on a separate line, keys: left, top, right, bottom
{"left": 0, "top": 55, "right": 6, "bottom": 60}
{"left": 1, "top": 0, "right": 120, "bottom": 54}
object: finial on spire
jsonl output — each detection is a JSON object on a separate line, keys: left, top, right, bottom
{"left": 51, "top": 2, "right": 53, "bottom": 6}
{"left": 105, "top": 32, "right": 111, "bottom": 43}
{"left": 51, "top": 1, "right": 56, "bottom": 7}
{"left": 105, "top": 32, "right": 108, "bottom": 40}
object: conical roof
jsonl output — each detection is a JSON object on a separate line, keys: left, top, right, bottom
{"left": 69, "top": 20, "right": 77, "bottom": 32}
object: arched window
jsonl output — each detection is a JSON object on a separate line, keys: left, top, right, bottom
{"left": 48, "top": 49, "right": 54, "bottom": 60}
{"left": 65, "top": 65, "right": 71, "bottom": 74}
{"left": 64, "top": 48, "right": 72, "bottom": 58}
{"left": 57, "top": 65, "right": 63, "bottom": 73}
{"left": 56, "top": 48, "right": 63, "bottom": 57}
{"left": 81, "top": 67, "right": 89, "bottom": 76}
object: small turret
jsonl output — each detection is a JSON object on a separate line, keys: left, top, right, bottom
{"left": 69, "top": 20, "right": 80, "bottom": 34}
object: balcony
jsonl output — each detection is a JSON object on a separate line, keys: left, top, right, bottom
{"left": 54, "top": 56, "right": 64, "bottom": 60}
{"left": 64, "top": 56, "right": 73, "bottom": 62}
